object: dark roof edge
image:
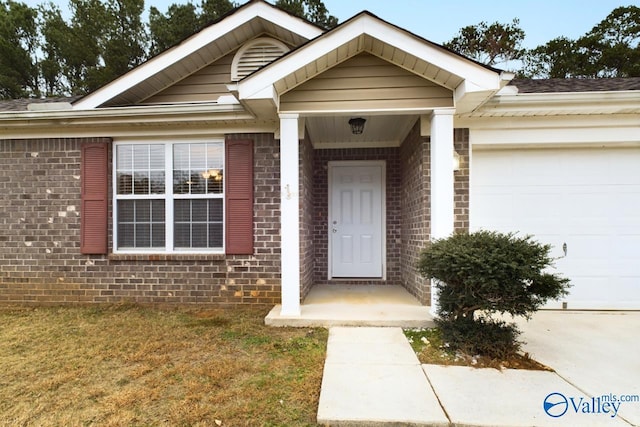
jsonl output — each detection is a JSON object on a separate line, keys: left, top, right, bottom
{"left": 509, "top": 77, "right": 640, "bottom": 93}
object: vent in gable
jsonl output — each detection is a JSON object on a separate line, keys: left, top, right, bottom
{"left": 231, "top": 37, "right": 290, "bottom": 81}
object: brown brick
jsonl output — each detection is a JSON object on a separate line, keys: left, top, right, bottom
{"left": 0, "top": 135, "right": 281, "bottom": 306}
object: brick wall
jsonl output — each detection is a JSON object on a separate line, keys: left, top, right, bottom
{"left": 312, "top": 147, "right": 401, "bottom": 286}
{"left": 397, "top": 126, "right": 471, "bottom": 305}
{"left": 0, "top": 128, "right": 469, "bottom": 307}
{"left": 0, "top": 134, "right": 282, "bottom": 306}
{"left": 454, "top": 128, "right": 470, "bottom": 232}
{"left": 399, "top": 123, "right": 431, "bottom": 304}
{"left": 299, "top": 133, "right": 315, "bottom": 300}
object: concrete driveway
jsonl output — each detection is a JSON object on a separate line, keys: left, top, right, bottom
{"left": 317, "top": 311, "right": 640, "bottom": 426}
{"left": 517, "top": 311, "right": 640, "bottom": 426}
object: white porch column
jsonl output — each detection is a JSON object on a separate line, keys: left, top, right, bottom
{"left": 279, "top": 114, "right": 301, "bottom": 316}
{"left": 430, "top": 109, "right": 455, "bottom": 316}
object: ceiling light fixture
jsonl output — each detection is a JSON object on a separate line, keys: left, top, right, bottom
{"left": 348, "top": 117, "right": 366, "bottom": 135}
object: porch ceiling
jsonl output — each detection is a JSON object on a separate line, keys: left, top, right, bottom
{"left": 305, "top": 114, "right": 418, "bottom": 148}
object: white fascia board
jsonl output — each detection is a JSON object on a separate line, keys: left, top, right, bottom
{"left": 470, "top": 126, "right": 640, "bottom": 147}
{"left": 458, "top": 112, "right": 640, "bottom": 130}
{"left": 0, "top": 123, "right": 278, "bottom": 141}
{"left": 280, "top": 107, "right": 437, "bottom": 115}
{"left": 312, "top": 140, "right": 401, "bottom": 149}
{"left": 245, "top": 85, "right": 278, "bottom": 101}
{"left": 461, "top": 113, "right": 640, "bottom": 148}
{"left": 454, "top": 80, "right": 485, "bottom": 106}
{"left": 469, "top": 91, "right": 640, "bottom": 117}
{"left": 73, "top": 2, "right": 322, "bottom": 110}
{"left": 0, "top": 104, "right": 251, "bottom": 138}
{"left": 239, "top": 14, "right": 502, "bottom": 101}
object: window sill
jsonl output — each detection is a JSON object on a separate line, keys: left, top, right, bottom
{"left": 108, "top": 253, "right": 227, "bottom": 262}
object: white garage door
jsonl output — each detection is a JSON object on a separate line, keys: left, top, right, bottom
{"left": 471, "top": 147, "right": 640, "bottom": 309}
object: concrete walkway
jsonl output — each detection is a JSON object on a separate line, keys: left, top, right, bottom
{"left": 317, "top": 327, "right": 449, "bottom": 426}
{"left": 318, "top": 315, "right": 640, "bottom": 426}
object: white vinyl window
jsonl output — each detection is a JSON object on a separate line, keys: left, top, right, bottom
{"left": 114, "top": 141, "right": 224, "bottom": 253}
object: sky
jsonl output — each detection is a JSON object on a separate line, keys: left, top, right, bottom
{"left": 322, "top": 0, "right": 638, "bottom": 48}
{"left": 22, "top": 0, "right": 639, "bottom": 49}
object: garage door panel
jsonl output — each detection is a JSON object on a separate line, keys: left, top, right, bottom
{"left": 616, "top": 278, "right": 640, "bottom": 305}
{"left": 514, "top": 192, "right": 563, "bottom": 208}
{"left": 564, "top": 191, "right": 610, "bottom": 217}
{"left": 510, "top": 151, "right": 562, "bottom": 180}
{"left": 616, "top": 185, "right": 640, "bottom": 217}
{"left": 611, "top": 236, "right": 640, "bottom": 260}
{"left": 568, "top": 277, "right": 611, "bottom": 307}
{"left": 471, "top": 148, "right": 640, "bottom": 310}
{"left": 472, "top": 192, "right": 514, "bottom": 225}
{"left": 560, "top": 238, "right": 608, "bottom": 264}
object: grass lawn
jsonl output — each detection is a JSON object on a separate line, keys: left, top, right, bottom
{"left": 0, "top": 305, "right": 327, "bottom": 427}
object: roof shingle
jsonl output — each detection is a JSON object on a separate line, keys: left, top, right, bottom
{"left": 0, "top": 96, "right": 80, "bottom": 112}
{"left": 509, "top": 78, "right": 640, "bottom": 93}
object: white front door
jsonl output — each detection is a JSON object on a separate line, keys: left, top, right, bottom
{"left": 329, "top": 161, "right": 384, "bottom": 278}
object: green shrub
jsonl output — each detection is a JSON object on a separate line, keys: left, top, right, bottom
{"left": 435, "top": 317, "right": 521, "bottom": 359}
{"left": 418, "top": 230, "right": 570, "bottom": 358}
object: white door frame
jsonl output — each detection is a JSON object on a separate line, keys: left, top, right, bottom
{"left": 327, "top": 160, "right": 386, "bottom": 280}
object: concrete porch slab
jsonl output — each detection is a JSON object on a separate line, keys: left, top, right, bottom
{"left": 265, "top": 285, "right": 434, "bottom": 327}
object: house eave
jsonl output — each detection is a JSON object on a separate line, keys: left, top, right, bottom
{"left": 0, "top": 103, "right": 266, "bottom": 139}
{"left": 0, "top": 103, "right": 249, "bottom": 123}
{"left": 463, "top": 90, "right": 640, "bottom": 117}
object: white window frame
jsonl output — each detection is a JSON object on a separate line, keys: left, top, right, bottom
{"left": 113, "top": 139, "right": 225, "bottom": 254}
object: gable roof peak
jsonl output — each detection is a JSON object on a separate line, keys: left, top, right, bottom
{"left": 73, "top": 0, "right": 324, "bottom": 110}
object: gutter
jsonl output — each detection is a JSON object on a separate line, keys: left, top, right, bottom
{"left": 0, "top": 103, "right": 251, "bottom": 125}
{"left": 468, "top": 90, "right": 640, "bottom": 116}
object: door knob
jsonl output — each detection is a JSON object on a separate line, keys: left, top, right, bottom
{"left": 332, "top": 228, "right": 337, "bottom": 233}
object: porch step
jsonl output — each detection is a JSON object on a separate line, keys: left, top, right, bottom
{"left": 265, "top": 285, "right": 435, "bottom": 328}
